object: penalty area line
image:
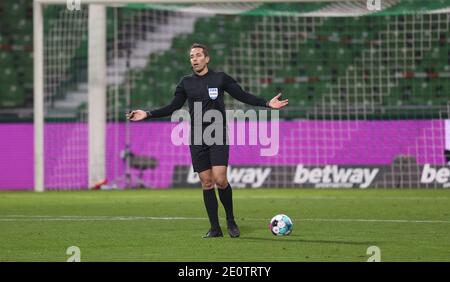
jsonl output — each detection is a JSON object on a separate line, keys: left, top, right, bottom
{"left": 0, "top": 215, "right": 450, "bottom": 224}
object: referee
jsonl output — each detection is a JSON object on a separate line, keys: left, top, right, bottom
{"left": 128, "top": 43, "right": 288, "bottom": 238}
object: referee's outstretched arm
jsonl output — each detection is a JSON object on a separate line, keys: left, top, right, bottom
{"left": 224, "top": 76, "right": 288, "bottom": 109}
{"left": 127, "top": 85, "right": 187, "bottom": 121}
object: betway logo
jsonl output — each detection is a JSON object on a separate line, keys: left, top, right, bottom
{"left": 293, "top": 165, "right": 379, "bottom": 188}
{"left": 421, "top": 164, "right": 450, "bottom": 186}
{"left": 187, "top": 166, "right": 271, "bottom": 188}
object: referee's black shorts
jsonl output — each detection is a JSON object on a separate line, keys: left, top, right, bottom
{"left": 189, "top": 144, "right": 229, "bottom": 173}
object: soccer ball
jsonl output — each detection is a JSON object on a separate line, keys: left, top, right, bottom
{"left": 269, "top": 214, "right": 293, "bottom": 236}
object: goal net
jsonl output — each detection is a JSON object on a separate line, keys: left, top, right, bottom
{"left": 35, "top": 0, "right": 450, "bottom": 190}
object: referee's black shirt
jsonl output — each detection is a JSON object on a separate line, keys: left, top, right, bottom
{"left": 149, "top": 70, "right": 269, "bottom": 128}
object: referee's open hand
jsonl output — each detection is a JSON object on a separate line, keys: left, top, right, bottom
{"left": 268, "top": 93, "right": 289, "bottom": 109}
{"left": 126, "top": 110, "right": 148, "bottom": 121}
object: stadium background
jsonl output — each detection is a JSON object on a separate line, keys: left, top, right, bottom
{"left": 0, "top": 0, "right": 449, "bottom": 190}
{"left": 0, "top": 0, "right": 450, "bottom": 263}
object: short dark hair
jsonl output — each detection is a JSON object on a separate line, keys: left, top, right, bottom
{"left": 190, "top": 43, "right": 209, "bottom": 57}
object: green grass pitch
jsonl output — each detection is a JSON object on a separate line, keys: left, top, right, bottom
{"left": 0, "top": 188, "right": 449, "bottom": 262}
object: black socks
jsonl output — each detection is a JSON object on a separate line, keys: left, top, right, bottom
{"left": 218, "top": 184, "right": 235, "bottom": 223}
{"left": 203, "top": 188, "right": 220, "bottom": 230}
{"left": 203, "top": 184, "right": 235, "bottom": 230}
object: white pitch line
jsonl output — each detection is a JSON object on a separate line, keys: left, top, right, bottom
{"left": 1, "top": 215, "right": 450, "bottom": 224}
{"left": 2, "top": 195, "right": 450, "bottom": 201}
{"left": 237, "top": 196, "right": 450, "bottom": 201}
{"left": 0, "top": 215, "right": 207, "bottom": 221}
{"left": 299, "top": 218, "right": 450, "bottom": 224}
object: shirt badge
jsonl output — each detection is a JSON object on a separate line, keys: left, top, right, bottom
{"left": 208, "top": 88, "right": 218, "bottom": 100}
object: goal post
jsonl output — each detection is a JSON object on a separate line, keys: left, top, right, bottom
{"left": 34, "top": 0, "right": 109, "bottom": 191}
{"left": 87, "top": 4, "right": 107, "bottom": 189}
{"left": 34, "top": 0, "right": 44, "bottom": 192}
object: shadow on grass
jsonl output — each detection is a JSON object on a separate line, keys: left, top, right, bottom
{"left": 238, "top": 235, "right": 376, "bottom": 246}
